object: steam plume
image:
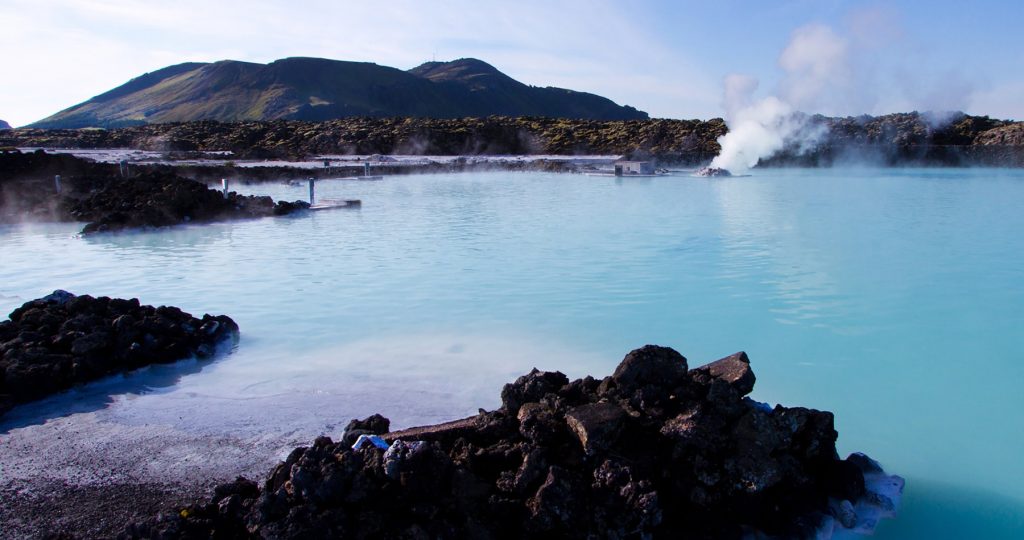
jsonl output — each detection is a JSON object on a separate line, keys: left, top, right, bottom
{"left": 710, "top": 11, "right": 973, "bottom": 172}
{"left": 710, "top": 24, "right": 845, "bottom": 172}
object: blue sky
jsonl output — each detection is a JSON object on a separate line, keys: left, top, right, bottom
{"left": 1, "top": 0, "right": 1020, "bottom": 126}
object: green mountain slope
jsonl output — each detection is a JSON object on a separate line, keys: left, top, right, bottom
{"left": 31, "top": 57, "right": 647, "bottom": 128}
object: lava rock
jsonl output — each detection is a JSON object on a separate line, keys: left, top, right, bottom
{"left": 121, "top": 346, "right": 901, "bottom": 539}
{"left": 500, "top": 368, "right": 568, "bottom": 413}
{"left": 692, "top": 351, "right": 755, "bottom": 396}
{"left": 564, "top": 402, "right": 627, "bottom": 455}
{"left": 695, "top": 166, "right": 733, "bottom": 177}
{"left": 609, "top": 344, "right": 687, "bottom": 389}
{"left": 0, "top": 290, "right": 238, "bottom": 416}
{"left": 273, "top": 199, "right": 311, "bottom": 215}
{"left": 67, "top": 173, "right": 310, "bottom": 234}
{"left": 0, "top": 150, "right": 310, "bottom": 230}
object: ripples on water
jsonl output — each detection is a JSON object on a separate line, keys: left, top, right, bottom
{"left": 2, "top": 168, "right": 1023, "bottom": 537}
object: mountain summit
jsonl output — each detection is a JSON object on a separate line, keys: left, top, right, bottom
{"left": 31, "top": 57, "right": 647, "bottom": 128}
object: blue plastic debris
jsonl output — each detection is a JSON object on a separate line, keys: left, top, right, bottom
{"left": 351, "top": 434, "right": 389, "bottom": 450}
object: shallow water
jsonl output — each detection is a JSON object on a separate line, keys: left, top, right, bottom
{"left": 2, "top": 168, "right": 1022, "bottom": 537}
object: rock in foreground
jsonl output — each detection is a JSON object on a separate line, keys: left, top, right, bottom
{"left": 0, "top": 290, "right": 238, "bottom": 416}
{"left": 122, "top": 346, "right": 902, "bottom": 539}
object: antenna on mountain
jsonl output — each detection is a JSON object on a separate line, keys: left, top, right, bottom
{"left": 432, "top": 50, "right": 436, "bottom": 62}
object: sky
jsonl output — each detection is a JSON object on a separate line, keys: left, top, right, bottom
{"left": 0, "top": 0, "right": 1021, "bottom": 127}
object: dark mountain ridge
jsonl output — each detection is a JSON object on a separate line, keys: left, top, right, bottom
{"left": 30, "top": 57, "right": 647, "bottom": 128}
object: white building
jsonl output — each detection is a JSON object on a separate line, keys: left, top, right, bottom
{"left": 614, "top": 161, "right": 655, "bottom": 176}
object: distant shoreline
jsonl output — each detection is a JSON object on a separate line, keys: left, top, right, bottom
{"left": 3, "top": 112, "right": 1022, "bottom": 168}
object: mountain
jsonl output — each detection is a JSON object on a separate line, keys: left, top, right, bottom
{"left": 0, "top": 119, "right": 10, "bottom": 130}
{"left": 30, "top": 58, "right": 647, "bottom": 128}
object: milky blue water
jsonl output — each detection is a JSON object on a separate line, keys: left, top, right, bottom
{"left": 2, "top": 169, "right": 1023, "bottom": 537}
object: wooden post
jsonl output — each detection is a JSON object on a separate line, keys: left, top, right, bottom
{"left": 54, "top": 175, "right": 62, "bottom": 194}
{"left": 308, "top": 177, "right": 315, "bottom": 205}
{"left": 364, "top": 162, "right": 370, "bottom": 177}
{"left": 221, "top": 178, "right": 229, "bottom": 198}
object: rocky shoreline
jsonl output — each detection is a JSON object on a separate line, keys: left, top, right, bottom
{"left": 0, "top": 288, "right": 903, "bottom": 538}
{"left": 3, "top": 112, "right": 1022, "bottom": 167}
{"left": 117, "top": 346, "right": 901, "bottom": 539}
{"left": 1, "top": 150, "right": 310, "bottom": 233}
{"left": 0, "top": 290, "right": 238, "bottom": 417}
{"left": 1, "top": 117, "right": 726, "bottom": 165}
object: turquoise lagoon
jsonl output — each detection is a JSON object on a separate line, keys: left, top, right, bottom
{"left": 1, "top": 168, "right": 1022, "bottom": 537}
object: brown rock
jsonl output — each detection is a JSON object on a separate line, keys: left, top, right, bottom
{"left": 564, "top": 402, "right": 627, "bottom": 454}
{"left": 694, "top": 351, "right": 755, "bottom": 396}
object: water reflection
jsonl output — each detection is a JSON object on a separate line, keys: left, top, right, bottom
{"left": 0, "top": 347, "right": 232, "bottom": 433}
{"left": 2, "top": 170, "right": 1024, "bottom": 535}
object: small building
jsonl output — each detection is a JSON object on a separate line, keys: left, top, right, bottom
{"left": 614, "top": 161, "right": 655, "bottom": 176}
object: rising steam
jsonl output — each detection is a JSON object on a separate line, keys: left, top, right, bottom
{"left": 710, "top": 12, "right": 973, "bottom": 172}
{"left": 710, "top": 24, "right": 846, "bottom": 172}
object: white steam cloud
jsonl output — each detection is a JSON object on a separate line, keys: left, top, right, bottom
{"left": 778, "top": 25, "right": 852, "bottom": 112}
{"left": 710, "top": 24, "right": 846, "bottom": 172}
{"left": 711, "top": 85, "right": 795, "bottom": 171}
{"left": 710, "top": 11, "right": 974, "bottom": 172}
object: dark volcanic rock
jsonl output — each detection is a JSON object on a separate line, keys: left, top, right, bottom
{"left": 66, "top": 172, "right": 309, "bottom": 234}
{"left": 564, "top": 402, "right": 627, "bottom": 454}
{"left": 611, "top": 344, "right": 687, "bottom": 387}
{"left": 0, "top": 149, "right": 114, "bottom": 222}
{"left": 120, "top": 347, "right": 902, "bottom": 539}
{"left": 0, "top": 290, "right": 238, "bottom": 416}
{"left": 1, "top": 117, "right": 729, "bottom": 165}
{"left": 692, "top": 350, "right": 755, "bottom": 396}
{"left": 695, "top": 166, "right": 733, "bottom": 177}
{"left": 3, "top": 112, "right": 1023, "bottom": 167}
{"left": 0, "top": 150, "right": 309, "bottom": 230}
{"left": 761, "top": 112, "right": 1024, "bottom": 167}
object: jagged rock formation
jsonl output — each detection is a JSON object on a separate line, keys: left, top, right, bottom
{"left": 0, "top": 291, "right": 238, "bottom": 416}
{"left": 5, "top": 111, "right": 1022, "bottom": 166}
{"left": 65, "top": 172, "right": 310, "bottom": 234}
{"left": 3, "top": 117, "right": 725, "bottom": 164}
{"left": 120, "top": 346, "right": 902, "bottom": 539}
{"left": 29, "top": 57, "right": 647, "bottom": 129}
{"left": 761, "top": 112, "right": 1024, "bottom": 167}
{"left": 0, "top": 150, "right": 310, "bottom": 232}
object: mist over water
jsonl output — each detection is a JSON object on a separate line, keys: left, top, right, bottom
{"left": 711, "top": 11, "right": 975, "bottom": 172}
{"left": 2, "top": 170, "right": 1023, "bottom": 537}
